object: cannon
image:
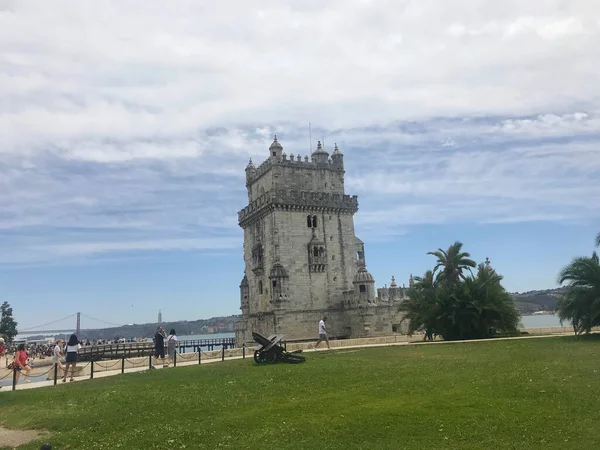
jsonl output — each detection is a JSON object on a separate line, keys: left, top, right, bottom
{"left": 252, "top": 332, "right": 306, "bottom": 364}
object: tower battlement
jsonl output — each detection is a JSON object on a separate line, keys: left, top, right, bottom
{"left": 238, "top": 190, "right": 358, "bottom": 226}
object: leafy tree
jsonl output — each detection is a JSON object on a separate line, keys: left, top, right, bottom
{"left": 0, "top": 301, "right": 18, "bottom": 342}
{"left": 556, "top": 241, "right": 600, "bottom": 335}
{"left": 400, "top": 243, "right": 520, "bottom": 340}
{"left": 427, "top": 241, "right": 477, "bottom": 284}
{"left": 596, "top": 232, "right": 600, "bottom": 248}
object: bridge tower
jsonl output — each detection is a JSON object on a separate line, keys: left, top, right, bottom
{"left": 76, "top": 312, "right": 81, "bottom": 338}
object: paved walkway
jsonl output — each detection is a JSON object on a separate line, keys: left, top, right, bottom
{"left": 0, "top": 330, "right": 584, "bottom": 393}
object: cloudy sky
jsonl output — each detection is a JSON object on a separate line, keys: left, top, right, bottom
{"left": 2, "top": 0, "right": 600, "bottom": 331}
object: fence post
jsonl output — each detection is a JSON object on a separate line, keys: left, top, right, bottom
{"left": 121, "top": 357, "right": 125, "bottom": 374}
{"left": 149, "top": 354, "right": 152, "bottom": 370}
{"left": 198, "top": 349, "right": 201, "bottom": 365}
{"left": 90, "top": 360, "right": 94, "bottom": 380}
{"left": 53, "top": 364, "right": 58, "bottom": 386}
{"left": 222, "top": 346, "right": 225, "bottom": 362}
{"left": 12, "top": 367, "right": 17, "bottom": 391}
{"left": 174, "top": 351, "right": 177, "bottom": 368}
{"left": 242, "top": 344, "right": 246, "bottom": 359}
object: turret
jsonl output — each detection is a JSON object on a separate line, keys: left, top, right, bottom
{"left": 353, "top": 263, "right": 376, "bottom": 304}
{"left": 331, "top": 143, "right": 344, "bottom": 169}
{"left": 245, "top": 158, "right": 256, "bottom": 183}
{"left": 240, "top": 272, "right": 249, "bottom": 313}
{"left": 269, "top": 135, "right": 283, "bottom": 161}
{"left": 311, "top": 140, "right": 329, "bottom": 165}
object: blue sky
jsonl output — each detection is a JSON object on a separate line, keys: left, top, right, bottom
{"left": 1, "top": 1, "right": 600, "bottom": 330}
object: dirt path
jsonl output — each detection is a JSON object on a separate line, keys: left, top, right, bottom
{"left": 0, "top": 426, "right": 45, "bottom": 448}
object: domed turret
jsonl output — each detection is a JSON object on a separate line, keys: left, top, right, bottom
{"left": 311, "top": 140, "right": 329, "bottom": 165}
{"left": 269, "top": 135, "right": 283, "bottom": 161}
{"left": 331, "top": 143, "right": 344, "bottom": 169}
{"left": 353, "top": 263, "right": 376, "bottom": 304}
{"left": 245, "top": 158, "right": 256, "bottom": 183}
{"left": 353, "top": 265, "right": 375, "bottom": 283}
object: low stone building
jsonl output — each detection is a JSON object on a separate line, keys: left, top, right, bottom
{"left": 235, "top": 137, "right": 408, "bottom": 345}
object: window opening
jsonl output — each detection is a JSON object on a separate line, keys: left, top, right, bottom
{"left": 259, "top": 280, "right": 263, "bottom": 294}
{"left": 359, "top": 284, "right": 366, "bottom": 293}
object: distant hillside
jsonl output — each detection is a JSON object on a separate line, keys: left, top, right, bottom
{"left": 27, "top": 314, "right": 243, "bottom": 341}
{"left": 510, "top": 287, "right": 567, "bottom": 313}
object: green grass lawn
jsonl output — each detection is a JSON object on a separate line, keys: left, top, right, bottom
{"left": 2, "top": 336, "right": 599, "bottom": 450}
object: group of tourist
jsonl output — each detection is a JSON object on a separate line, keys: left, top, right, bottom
{"left": 152, "top": 327, "right": 179, "bottom": 368}
{"left": 1, "top": 334, "right": 82, "bottom": 386}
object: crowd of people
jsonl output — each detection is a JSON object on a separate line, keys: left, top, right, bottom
{"left": 0, "top": 328, "right": 181, "bottom": 385}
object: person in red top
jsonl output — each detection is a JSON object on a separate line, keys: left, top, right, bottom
{"left": 14, "top": 343, "right": 32, "bottom": 383}
{"left": 0, "top": 337, "right": 6, "bottom": 368}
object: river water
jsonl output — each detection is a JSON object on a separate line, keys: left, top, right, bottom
{"left": 519, "top": 314, "right": 568, "bottom": 328}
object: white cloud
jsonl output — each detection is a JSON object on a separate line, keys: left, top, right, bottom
{"left": 1, "top": 0, "right": 600, "bottom": 264}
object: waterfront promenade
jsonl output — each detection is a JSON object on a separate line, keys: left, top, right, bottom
{"left": 1, "top": 325, "right": 594, "bottom": 392}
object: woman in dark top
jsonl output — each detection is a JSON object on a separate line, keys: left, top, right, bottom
{"left": 63, "top": 334, "right": 81, "bottom": 382}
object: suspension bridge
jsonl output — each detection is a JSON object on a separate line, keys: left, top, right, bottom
{"left": 18, "top": 312, "right": 123, "bottom": 336}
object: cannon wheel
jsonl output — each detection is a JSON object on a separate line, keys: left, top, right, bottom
{"left": 265, "top": 352, "right": 277, "bottom": 364}
{"left": 254, "top": 350, "right": 265, "bottom": 364}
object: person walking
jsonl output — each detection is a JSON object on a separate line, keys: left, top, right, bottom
{"left": 63, "top": 334, "right": 81, "bottom": 383}
{"left": 166, "top": 329, "right": 178, "bottom": 366}
{"left": 52, "top": 339, "right": 64, "bottom": 372}
{"left": 153, "top": 327, "right": 167, "bottom": 368}
{"left": 314, "top": 316, "right": 330, "bottom": 349}
{"left": 14, "top": 343, "right": 32, "bottom": 383}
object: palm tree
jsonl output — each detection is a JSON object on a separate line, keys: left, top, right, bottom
{"left": 433, "top": 267, "right": 519, "bottom": 340}
{"left": 556, "top": 252, "right": 600, "bottom": 334}
{"left": 399, "top": 279, "right": 438, "bottom": 336}
{"left": 427, "top": 241, "right": 477, "bottom": 284}
{"left": 595, "top": 232, "right": 600, "bottom": 248}
{"left": 412, "top": 270, "right": 435, "bottom": 291}
{"left": 400, "top": 247, "right": 520, "bottom": 341}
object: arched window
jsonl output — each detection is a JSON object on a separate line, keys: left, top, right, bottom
{"left": 307, "top": 215, "right": 312, "bottom": 228}
{"left": 259, "top": 280, "right": 263, "bottom": 294}
{"left": 312, "top": 215, "right": 317, "bottom": 228}
{"left": 313, "top": 247, "right": 319, "bottom": 257}
{"left": 359, "top": 284, "right": 366, "bottom": 293}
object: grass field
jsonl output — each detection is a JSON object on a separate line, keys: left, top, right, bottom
{"left": 2, "top": 336, "right": 599, "bottom": 449}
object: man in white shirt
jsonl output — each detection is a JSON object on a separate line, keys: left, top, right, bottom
{"left": 314, "top": 316, "right": 330, "bottom": 349}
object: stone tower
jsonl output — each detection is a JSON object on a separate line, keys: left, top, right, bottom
{"left": 235, "top": 136, "right": 407, "bottom": 345}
